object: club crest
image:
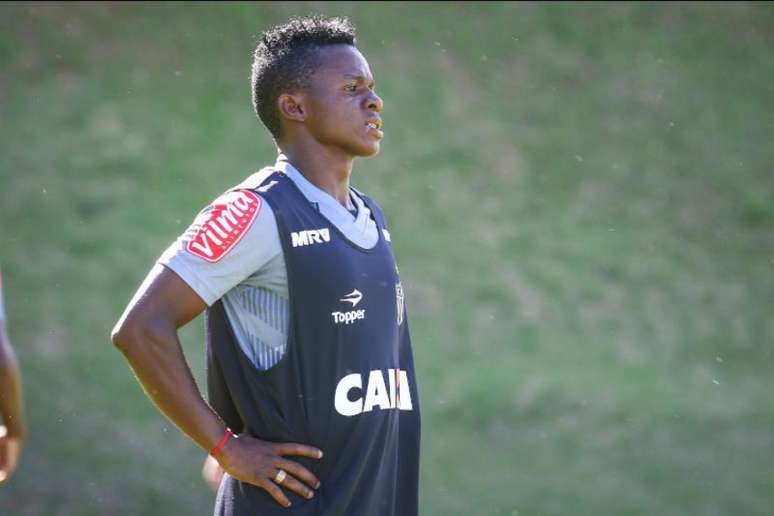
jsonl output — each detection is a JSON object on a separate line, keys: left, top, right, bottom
{"left": 395, "top": 282, "right": 404, "bottom": 326}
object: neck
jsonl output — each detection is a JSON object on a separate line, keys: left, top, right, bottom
{"left": 280, "top": 140, "right": 354, "bottom": 206}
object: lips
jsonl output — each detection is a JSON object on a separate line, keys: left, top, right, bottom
{"left": 365, "top": 118, "right": 384, "bottom": 140}
{"left": 365, "top": 118, "right": 383, "bottom": 130}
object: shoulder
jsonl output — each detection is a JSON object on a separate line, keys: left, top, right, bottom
{"left": 184, "top": 175, "right": 280, "bottom": 264}
{"left": 156, "top": 171, "right": 285, "bottom": 305}
{"left": 195, "top": 166, "right": 281, "bottom": 232}
{"left": 233, "top": 166, "right": 278, "bottom": 191}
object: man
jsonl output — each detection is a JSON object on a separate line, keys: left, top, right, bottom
{"left": 112, "top": 16, "right": 420, "bottom": 515}
{"left": 0, "top": 266, "right": 25, "bottom": 484}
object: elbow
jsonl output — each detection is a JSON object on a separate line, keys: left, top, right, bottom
{"left": 111, "top": 320, "right": 132, "bottom": 354}
{"left": 111, "top": 313, "right": 171, "bottom": 357}
{"left": 111, "top": 317, "right": 145, "bottom": 355}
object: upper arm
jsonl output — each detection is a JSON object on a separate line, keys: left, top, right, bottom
{"left": 157, "top": 189, "right": 280, "bottom": 305}
{"left": 114, "top": 186, "right": 279, "bottom": 342}
{"left": 113, "top": 264, "right": 208, "bottom": 343}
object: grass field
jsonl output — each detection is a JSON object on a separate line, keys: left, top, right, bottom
{"left": 1, "top": 2, "right": 773, "bottom": 515}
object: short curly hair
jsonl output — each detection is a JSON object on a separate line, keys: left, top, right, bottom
{"left": 251, "top": 16, "right": 357, "bottom": 141}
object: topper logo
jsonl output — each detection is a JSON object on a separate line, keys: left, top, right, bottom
{"left": 334, "top": 369, "right": 414, "bottom": 416}
{"left": 332, "top": 289, "right": 366, "bottom": 325}
{"left": 339, "top": 289, "right": 363, "bottom": 308}
{"left": 291, "top": 228, "right": 331, "bottom": 248}
{"left": 332, "top": 309, "right": 365, "bottom": 325}
{"left": 186, "top": 190, "right": 261, "bottom": 262}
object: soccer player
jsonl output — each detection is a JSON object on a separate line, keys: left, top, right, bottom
{"left": 0, "top": 266, "right": 25, "bottom": 484}
{"left": 112, "top": 16, "right": 420, "bottom": 515}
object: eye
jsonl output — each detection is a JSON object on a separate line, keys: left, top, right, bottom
{"left": 344, "top": 83, "right": 358, "bottom": 93}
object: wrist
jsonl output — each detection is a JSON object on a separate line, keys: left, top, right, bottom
{"left": 215, "top": 430, "right": 244, "bottom": 470}
{"left": 210, "top": 427, "right": 235, "bottom": 457}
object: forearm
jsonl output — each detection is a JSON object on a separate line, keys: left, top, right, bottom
{"left": 113, "top": 321, "right": 225, "bottom": 453}
{"left": 0, "top": 330, "right": 24, "bottom": 438}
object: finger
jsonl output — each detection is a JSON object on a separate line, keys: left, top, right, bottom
{"left": 261, "top": 478, "right": 292, "bottom": 508}
{"left": 274, "top": 442, "right": 323, "bottom": 459}
{"left": 274, "top": 470, "right": 314, "bottom": 500}
{"left": 274, "top": 457, "right": 320, "bottom": 489}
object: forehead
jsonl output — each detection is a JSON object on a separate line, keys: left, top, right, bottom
{"left": 312, "top": 45, "right": 373, "bottom": 83}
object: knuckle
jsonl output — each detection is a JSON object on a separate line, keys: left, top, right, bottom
{"left": 287, "top": 462, "right": 310, "bottom": 479}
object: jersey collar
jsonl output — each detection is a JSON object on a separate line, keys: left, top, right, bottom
{"left": 274, "top": 155, "right": 378, "bottom": 248}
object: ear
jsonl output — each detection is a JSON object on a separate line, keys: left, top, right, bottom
{"left": 277, "top": 93, "right": 307, "bottom": 124}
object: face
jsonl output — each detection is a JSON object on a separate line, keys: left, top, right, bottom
{"left": 302, "top": 45, "right": 384, "bottom": 157}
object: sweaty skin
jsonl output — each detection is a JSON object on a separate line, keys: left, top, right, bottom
{"left": 112, "top": 43, "right": 383, "bottom": 506}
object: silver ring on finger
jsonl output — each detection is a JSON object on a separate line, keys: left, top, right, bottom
{"left": 274, "top": 469, "right": 287, "bottom": 485}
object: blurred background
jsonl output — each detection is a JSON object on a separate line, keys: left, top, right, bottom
{"left": 1, "top": 2, "right": 773, "bottom": 515}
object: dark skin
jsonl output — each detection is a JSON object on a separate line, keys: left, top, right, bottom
{"left": 0, "top": 319, "right": 25, "bottom": 483}
{"left": 112, "top": 44, "right": 383, "bottom": 508}
{"left": 279, "top": 44, "right": 384, "bottom": 203}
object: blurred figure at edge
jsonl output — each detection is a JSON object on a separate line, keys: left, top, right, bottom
{"left": 0, "top": 265, "right": 25, "bottom": 484}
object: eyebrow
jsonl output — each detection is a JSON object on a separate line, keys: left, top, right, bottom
{"left": 342, "top": 73, "right": 374, "bottom": 83}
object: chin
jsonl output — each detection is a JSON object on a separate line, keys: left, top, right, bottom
{"left": 362, "top": 145, "right": 380, "bottom": 157}
{"left": 338, "top": 138, "right": 380, "bottom": 158}
{"left": 355, "top": 142, "right": 381, "bottom": 157}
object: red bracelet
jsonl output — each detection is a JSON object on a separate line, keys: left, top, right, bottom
{"left": 210, "top": 427, "right": 234, "bottom": 457}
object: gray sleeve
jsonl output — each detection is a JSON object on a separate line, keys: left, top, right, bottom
{"left": 157, "top": 190, "right": 282, "bottom": 306}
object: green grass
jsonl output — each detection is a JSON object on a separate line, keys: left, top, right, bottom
{"left": 1, "top": 2, "right": 773, "bottom": 514}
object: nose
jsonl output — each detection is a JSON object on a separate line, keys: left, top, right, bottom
{"left": 365, "top": 90, "right": 383, "bottom": 113}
